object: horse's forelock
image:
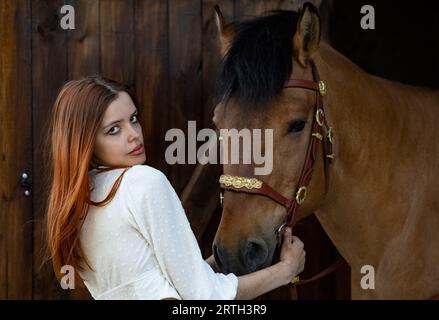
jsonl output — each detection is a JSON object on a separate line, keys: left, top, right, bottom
{"left": 216, "top": 10, "right": 301, "bottom": 112}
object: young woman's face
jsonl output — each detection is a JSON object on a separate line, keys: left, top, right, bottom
{"left": 93, "top": 91, "right": 146, "bottom": 167}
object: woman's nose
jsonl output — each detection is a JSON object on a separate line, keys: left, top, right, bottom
{"left": 127, "top": 124, "right": 140, "bottom": 140}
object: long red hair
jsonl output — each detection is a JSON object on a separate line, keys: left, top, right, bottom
{"left": 44, "top": 76, "right": 132, "bottom": 284}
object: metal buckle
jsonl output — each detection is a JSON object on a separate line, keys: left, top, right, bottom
{"left": 327, "top": 127, "right": 334, "bottom": 144}
{"left": 276, "top": 223, "right": 286, "bottom": 235}
{"left": 312, "top": 132, "right": 323, "bottom": 141}
{"left": 315, "top": 109, "right": 324, "bottom": 127}
{"left": 291, "top": 276, "right": 300, "bottom": 285}
{"left": 295, "top": 186, "right": 307, "bottom": 205}
{"left": 318, "top": 80, "right": 327, "bottom": 96}
{"left": 276, "top": 223, "right": 287, "bottom": 246}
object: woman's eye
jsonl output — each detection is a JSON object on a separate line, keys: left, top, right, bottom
{"left": 108, "top": 126, "right": 120, "bottom": 135}
{"left": 130, "top": 115, "right": 138, "bottom": 123}
{"left": 288, "top": 120, "right": 307, "bottom": 133}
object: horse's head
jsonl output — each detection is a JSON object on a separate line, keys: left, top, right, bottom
{"left": 212, "top": 3, "right": 331, "bottom": 275}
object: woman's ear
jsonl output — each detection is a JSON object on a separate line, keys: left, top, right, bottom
{"left": 214, "top": 5, "right": 235, "bottom": 57}
{"left": 293, "top": 2, "right": 321, "bottom": 67}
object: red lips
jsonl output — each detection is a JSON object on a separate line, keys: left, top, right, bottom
{"left": 129, "top": 144, "right": 144, "bottom": 155}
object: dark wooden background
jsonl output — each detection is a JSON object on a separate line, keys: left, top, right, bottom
{"left": 1, "top": 0, "right": 438, "bottom": 300}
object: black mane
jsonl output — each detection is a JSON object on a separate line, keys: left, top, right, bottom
{"left": 216, "top": 10, "right": 300, "bottom": 110}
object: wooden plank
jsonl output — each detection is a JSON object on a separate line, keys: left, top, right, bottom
{"left": 67, "top": 0, "right": 100, "bottom": 79}
{"left": 233, "top": 0, "right": 266, "bottom": 19}
{"left": 134, "top": 0, "right": 170, "bottom": 176}
{"left": 0, "top": 0, "right": 33, "bottom": 299}
{"left": 100, "top": 0, "right": 134, "bottom": 87}
{"left": 201, "top": 0, "right": 234, "bottom": 128}
{"left": 181, "top": 163, "right": 223, "bottom": 241}
{"left": 175, "top": 1, "right": 234, "bottom": 243}
{"left": 31, "top": 0, "right": 70, "bottom": 300}
{"left": 319, "top": 0, "right": 334, "bottom": 43}
{"left": 168, "top": 0, "right": 203, "bottom": 195}
{"left": 65, "top": 0, "right": 100, "bottom": 299}
{"left": 234, "top": 0, "right": 305, "bottom": 20}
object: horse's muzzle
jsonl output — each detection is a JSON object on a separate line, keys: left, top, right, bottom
{"left": 213, "top": 237, "right": 270, "bottom": 275}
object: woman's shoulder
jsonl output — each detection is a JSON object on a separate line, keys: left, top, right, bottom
{"left": 122, "top": 165, "right": 171, "bottom": 194}
{"left": 124, "top": 164, "right": 167, "bottom": 183}
{"left": 89, "top": 164, "right": 171, "bottom": 197}
{"left": 122, "top": 165, "right": 177, "bottom": 217}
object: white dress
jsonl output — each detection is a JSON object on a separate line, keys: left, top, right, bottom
{"left": 79, "top": 164, "right": 238, "bottom": 300}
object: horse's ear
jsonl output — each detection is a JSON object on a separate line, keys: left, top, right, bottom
{"left": 293, "top": 2, "right": 321, "bottom": 67}
{"left": 214, "top": 5, "right": 235, "bottom": 57}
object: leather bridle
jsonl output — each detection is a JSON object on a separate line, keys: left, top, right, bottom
{"left": 218, "top": 61, "right": 345, "bottom": 297}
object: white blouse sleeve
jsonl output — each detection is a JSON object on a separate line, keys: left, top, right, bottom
{"left": 124, "top": 165, "right": 238, "bottom": 300}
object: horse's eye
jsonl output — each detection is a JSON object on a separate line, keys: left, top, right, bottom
{"left": 288, "top": 120, "right": 307, "bottom": 133}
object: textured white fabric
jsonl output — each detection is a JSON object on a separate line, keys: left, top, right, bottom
{"left": 79, "top": 165, "right": 238, "bottom": 300}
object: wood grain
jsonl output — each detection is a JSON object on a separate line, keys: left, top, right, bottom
{"left": 0, "top": 0, "right": 33, "bottom": 299}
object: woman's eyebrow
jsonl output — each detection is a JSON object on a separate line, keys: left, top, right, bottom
{"left": 103, "top": 110, "right": 138, "bottom": 129}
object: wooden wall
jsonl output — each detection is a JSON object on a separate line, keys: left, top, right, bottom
{"left": 0, "top": 0, "right": 384, "bottom": 300}
{"left": 0, "top": 0, "right": 33, "bottom": 299}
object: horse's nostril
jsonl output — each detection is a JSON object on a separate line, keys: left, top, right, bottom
{"left": 245, "top": 239, "right": 268, "bottom": 272}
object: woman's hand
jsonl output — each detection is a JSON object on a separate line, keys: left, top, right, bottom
{"left": 278, "top": 227, "right": 306, "bottom": 285}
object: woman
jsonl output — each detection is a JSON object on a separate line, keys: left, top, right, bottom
{"left": 45, "top": 76, "right": 305, "bottom": 300}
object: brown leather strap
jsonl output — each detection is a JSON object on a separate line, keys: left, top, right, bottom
{"left": 284, "top": 79, "right": 320, "bottom": 91}
{"left": 285, "top": 63, "right": 343, "bottom": 298}
{"left": 286, "top": 115, "right": 323, "bottom": 227}
{"left": 296, "top": 259, "right": 347, "bottom": 286}
{"left": 287, "top": 259, "right": 347, "bottom": 300}
{"left": 290, "top": 285, "right": 298, "bottom": 300}
{"left": 221, "top": 184, "right": 292, "bottom": 209}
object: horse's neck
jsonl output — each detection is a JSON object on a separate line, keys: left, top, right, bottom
{"left": 313, "top": 43, "right": 439, "bottom": 266}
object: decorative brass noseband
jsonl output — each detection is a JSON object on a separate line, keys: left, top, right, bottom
{"left": 219, "top": 175, "right": 263, "bottom": 190}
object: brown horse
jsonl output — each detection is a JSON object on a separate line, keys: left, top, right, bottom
{"left": 211, "top": 3, "right": 439, "bottom": 299}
